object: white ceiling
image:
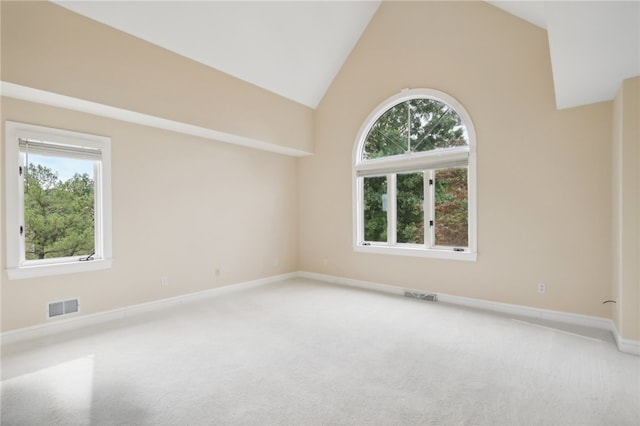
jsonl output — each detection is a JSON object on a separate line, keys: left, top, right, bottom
{"left": 54, "top": 0, "right": 381, "bottom": 109}
{"left": 546, "top": 1, "right": 640, "bottom": 109}
{"left": 489, "top": 1, "right": 640, "bottom": 109}
{"left": 53, "top": 1, "right": 639, "bottom": 110}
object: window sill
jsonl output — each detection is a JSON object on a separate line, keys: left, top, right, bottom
{"left": 6, "top": 259, "right": 113, "bottom": 280}
{"left": 354, "top": 244, "right": 477, "bottom": 261}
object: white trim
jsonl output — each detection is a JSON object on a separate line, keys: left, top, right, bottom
{"left": 297, "top": 271, "right": 638, "bottom": 355}
{"left": 388, "top": 173, "right": 397, "bottom": 245}
{"left": 299, "top": 271, "right": 405, "bottom": 296}
{"left": 353, "top": 244, "right": 477, "bottom": 261}
{"left": 352, "top": 88, "right": 477, "bottom": 167}
{"left": 355, "top": 147, "right": 470, "bottom": 176}
{"left": 5, "top": 121, "right": 113, "bottom": 279}
{"left": 437, "top": 292, "right": 613, "bottom": 331}
{"left": 612, "top": 325, "right": 640, "bottom": 355}
{"left": 3, "top": 271, "right": 637, "bottom": 356}
{"left": 352, "top": 88, "right": 477, "bottom": 260}
{"left": 0, "top": 82, "right": 311, "bottom": 158}
{"left": 0, "top": 272, "right": 297, "bottom": 346}
{"left": 7, "top": 259, "right": 113, "bottom": 280}
{"left": 125, "top": 272, "right": 298, "bottom": 316}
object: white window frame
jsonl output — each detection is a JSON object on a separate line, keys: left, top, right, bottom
{"left": 352, "top": 89, "right": 477, "bottom": 261}
{"left": 5, "top": 121, "right": 113, "bottom": 279}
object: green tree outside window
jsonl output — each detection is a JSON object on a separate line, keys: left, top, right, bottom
{"left": 24, "top": 158, "right": 95, "bottom": 260}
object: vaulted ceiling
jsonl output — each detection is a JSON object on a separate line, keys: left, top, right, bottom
{"left": 53, "top": 1, "right": 639, "bottom": 110}
{"left": 488, "top": 1, "right": 639, "bottom": 109}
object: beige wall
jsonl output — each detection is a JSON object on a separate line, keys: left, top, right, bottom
{"left": 1, "top": 1, "right": 632, "bottom": 333}
{"left": 612, "top": 77, "right": 640, "bottom": 341}
{"left": 1, "top": 1, "right": 313, "bottom": 154}
{"left": 1, "top": 1, "right": 307, "bottom": 332}
{"left": 0, "top": 1, "right": 4, "bottom": 333}
{"left": 299, "top": 1, "right": 614, "bottom": 318}
{"left": 1, "top": 97, "right": 299, "bottom": 331}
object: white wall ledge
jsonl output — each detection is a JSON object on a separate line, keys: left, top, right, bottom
{"left": 0, "top": 82, "right": 311, "bottom": 157}
{"left": 7, "top": 259, "right": 113, "bottom": 280}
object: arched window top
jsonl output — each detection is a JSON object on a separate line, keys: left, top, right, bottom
{"left": 356, "top": 89, "right": 475, "bottom": 164}
{"left": 352, "top": 89, "right": 477, "bottom": 261}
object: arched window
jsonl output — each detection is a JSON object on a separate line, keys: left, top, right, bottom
{"left": 353, "top": 89, "right": 477, "bottom": 260}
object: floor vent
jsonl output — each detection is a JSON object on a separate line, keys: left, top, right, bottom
{"left": 49, "top": 299, "right": 79, "bottom": 318}
{"left": 403, "top": 291, "right": 438, "bottom": 302}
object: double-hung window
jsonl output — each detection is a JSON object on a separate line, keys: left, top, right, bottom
{"left": 5, "top": 122, "right": 113, "bottom": 279}
{"left": 353, "top": 89, "right": 477, "bottom": 261}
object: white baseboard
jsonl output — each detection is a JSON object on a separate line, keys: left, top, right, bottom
{"left": 1, "top": 272, "right": 297, "bottom": 347}
{"left": 3, "top": 270, "right": 638, "bottom": 356}
{"left": 0, "top": 307, "right": 127, "bottom": 347}
{"left": 124, "top": 272, "right": 298, "bottom": 316}
{"left": 298, "top": 271, "right": 639, "bottom": 356}
{"left": 298, "top": 271, "right": 405, "bottom": 296}
{"left": 612, "top": 327, "right": 640, "bottom": 355}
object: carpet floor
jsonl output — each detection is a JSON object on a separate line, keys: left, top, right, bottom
{"left": 1, "top": 278, "right": 639, "bottom": 425}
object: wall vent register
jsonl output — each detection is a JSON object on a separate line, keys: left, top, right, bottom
{"left": 48, "top": 299, "right": 79, "bottom": 318}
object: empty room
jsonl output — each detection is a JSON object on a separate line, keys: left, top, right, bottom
{"left": 1, "top": 1, "right": 639, "bottom": 425}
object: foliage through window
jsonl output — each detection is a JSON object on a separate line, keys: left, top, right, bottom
{"left": 362, "top": 98, "right": 467, "bottom": 160}
{"left": 23, "top": 152, "right": 96, "bottom": 260}
{"left": 5, "top": 122, "right": 112, "bottom": 279}
{"left": 353, "top": 89, "right": 476, "bottom": 260}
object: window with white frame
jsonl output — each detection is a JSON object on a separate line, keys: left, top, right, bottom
{"left": 353, "top": 89, "right": 477, "bottom": 261}
{"left": 5, "top": 122, "right": 113, "bottom": 279}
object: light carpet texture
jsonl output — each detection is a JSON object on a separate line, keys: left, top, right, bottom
{"left": 1, "top": 278, "right": 639, "bottom": 425}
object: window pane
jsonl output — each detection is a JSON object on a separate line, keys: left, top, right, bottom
{"left": 24, "top": 154, "right": 95, "bottom": 260}
{"left": 362, "top": 99, "right": 468, "bottom": 161}
{"left": 363, "top": 102, "right": 408, "bottom": 160}
{"left": 409, "top": 99, "right": 468, "bottom": 153}
{"left": 435, "top": 168, "right": 468, "bottom": 247}
{"left": 396, "top": 172, "right": 424, "bottom": 244}
{"left": 363, "top": 176, "right": 387, "bottom": 242}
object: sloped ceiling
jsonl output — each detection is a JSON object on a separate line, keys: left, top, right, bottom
{"left": 53, "top": 1, "right": 639, "bottom": 110}
{"left": 489, "top": 1, "right": 640, "bottom": 109}
{"left": 53, "top": 0, "right": 381, "bottom": 109}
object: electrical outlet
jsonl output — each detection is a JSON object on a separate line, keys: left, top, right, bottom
{"left": 161, "top": 276, "right": 169, "bottom": 287}
{"left": 538, "top": 283, "right": 546, "bottom": 294}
